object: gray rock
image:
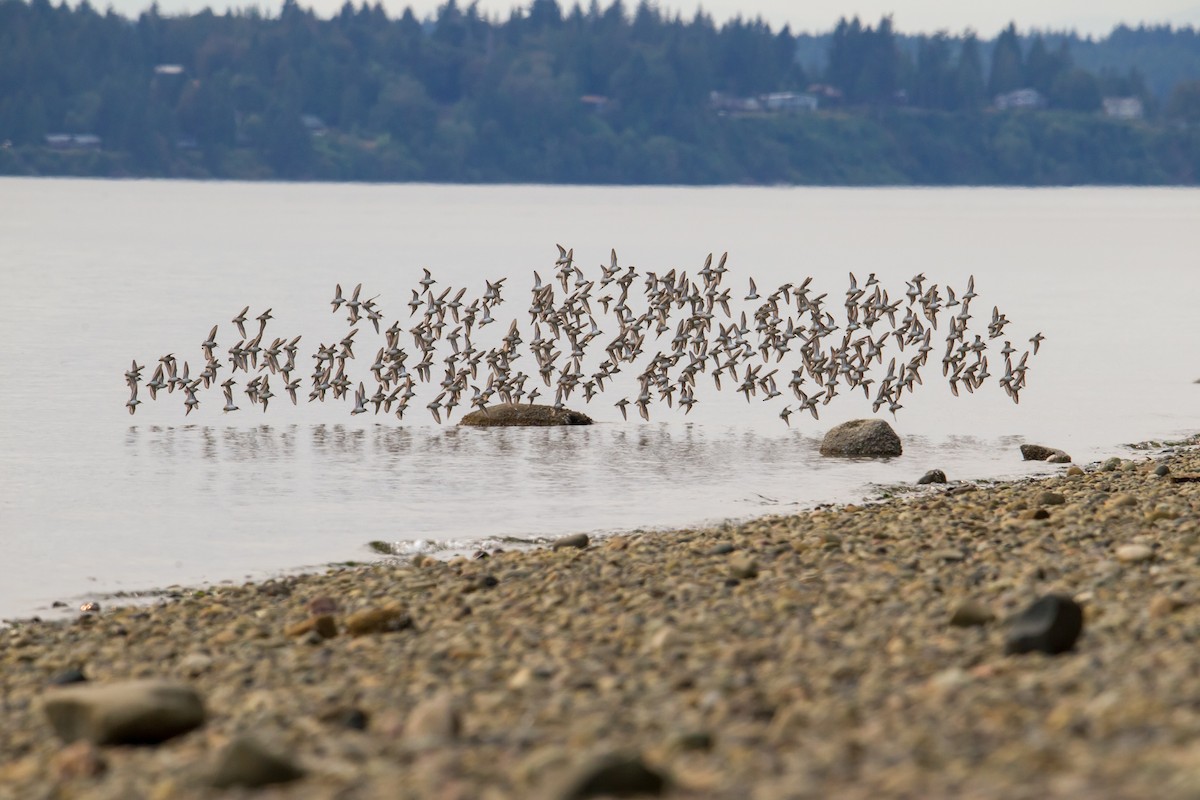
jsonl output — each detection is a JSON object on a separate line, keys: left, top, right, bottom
{"left": 1047, "top": 453, "right": 1072, "bottom": 464}
{"left": 210, "top": 735, "right": 304, "bottom": 789}
{"left": 1020, "top": 444, "right": 1070, "bottom": 462}
{"left": 42, "top": 680, "right": 205, "bottom": 745}
{"left": 819, "top": 419, "right": 902, "bottom": 458}
{"left": 557, "top": 753, "right": 668, "bottom": 799}
{"left": 1155, "top": 464, "right": 1171, "bottom": 477}
{"left": 552, "top": 533, "right": 590, "bottom": 551}
{"left": 1005, "top": 595, "right": 1084, "bottom": 656}
{"left": 459, "top": 403, "right": 593, "bottom": 427}
{"left": 917, "top": 469, "right": 947, "bottom": 485}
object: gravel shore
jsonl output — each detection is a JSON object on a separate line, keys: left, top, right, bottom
{"left": 4, "top": 442, "right": 1200, "bottom": 799}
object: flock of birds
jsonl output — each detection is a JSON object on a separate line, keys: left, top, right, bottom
{"left": 124, "top": 247, "right": 1044, "bottom": 425}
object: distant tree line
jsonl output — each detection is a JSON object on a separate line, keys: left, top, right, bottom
{"left": 0, "top": 0, "right": 1198, "bottom": 184}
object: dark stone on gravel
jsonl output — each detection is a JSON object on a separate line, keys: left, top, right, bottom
{"left": 557, "top": 753, "right": 668, "bottom": 799}
{"left": 707, "top": 543, "right": 735, "bottom": 556}
{"left": 917, "top": 469, "right": 947, "bottom": 485}
{"left": 210, "top": 735, "right": 305, "bottom": 789}
{"left": 819, "top": 419, "right": 902, "bottom": 457}
{"left": 1005, "top": 595, "right": 1084, "bottom": 656}
{"left": 49, "top": 668, "right": 88, "bottom": 686}
{"left": 42, "top": 680, "right": 205, "bottom": 745}
{"left": 553, "top": 533, "right": 590, "bottom": 550}
{"left": 459, "top": 403, "right": 593, "bottom": 427}
{"left": 1155, "top": 464, "right": 1171, "bottom": 477}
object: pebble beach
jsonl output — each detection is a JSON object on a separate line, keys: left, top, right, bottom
{"left": 4, "top": 440, "right": 1200, "bottom": 799}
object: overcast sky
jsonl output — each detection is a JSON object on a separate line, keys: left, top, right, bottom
{"left": 107, "top": 0, "right": 1199, "bottom": 37}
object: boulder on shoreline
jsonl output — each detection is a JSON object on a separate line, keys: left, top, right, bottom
{"left": 1020, "top": 444, "right": 1072, "bottom": 462}
{"left": 819, "top": 419, "right": 902, "bottom": 457}
{"left": 459, "top": 403, "right": 593, "bottom": 427}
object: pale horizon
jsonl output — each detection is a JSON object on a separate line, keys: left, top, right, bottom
{"left": 92, "top": 0, "right": 1200, "bottom": 38}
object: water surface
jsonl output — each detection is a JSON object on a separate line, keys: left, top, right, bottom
{"left": 1, "top": 179, "right": 1197, "bottom": 618}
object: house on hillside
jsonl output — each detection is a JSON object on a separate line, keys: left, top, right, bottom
{"left": 45, "top": 133, "right": 101, "bottom": 150}
{"left": 994, "top": 88, "right": 1045, "bottom": 111}
{"left": 1102, "top": 97, "right": 1144, "bottom": 120}
{"left": 761, "top": 92, "right": 819, "bottom": 113}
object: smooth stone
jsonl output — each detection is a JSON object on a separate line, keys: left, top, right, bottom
{"left": 949, "top": 600, "right": 995, "bottom": 627}
{"left": 1005, "top": 595, "right": 1084, "bottom": 656}
{"left": 819, "top": 419, "right": 902, "bottom": 458}
{"left": 307, "top": 596, "right": 339, "bottom": 616}
{"left": 1149, "top": 595, "right": 1183, "bottom": 617}
{"left": 1100, "top": 457, "right": 1122, "bottom": 472}
{"left": 42, "top": 680, "right": 205, "bottom": 745}
{"left": 556, "top": 753, "right": 668, "bottom": 799}
{"left": 344, "top": 605, "right": 413, "bottom": 636}
{"left": 1066, "top": 466, "right": 1085, "bottom": 477}
{"left": 706, "top": 543, "right": 735, "bottom": 556}
{"left": 1106, "top": 493, "right": 1138, "bottom": 509}
{"left": 917, "top": 469, "right": 947, "bottom": 485}
{"left": 1115, "top": 544, "right": 1153, "bottom": 563}
{"left": 1155, "top": 464, "right": 1171, "bottom": 477}
{"left": 1036, "top": 492, "right": 1066, "bottom": 506}
{"left": 1047, "top": 453, "right": 1072, "bottom": 464}
{"left": 1018, "top": 508, "right": 1050, "bottom": 521}
{"left": 1020, "top": 444, "right": 1068, "bottom": 461}
{"left": 729, "top": 555, "right": 759, "bottom": 580}
{"left": 405, "top": 693, "right": 461, "bottom": 746}
{"left": 459, "top": 403, "right": 593, "bottom": 427}
{"left": 210, "top": 735, "right": 305, "bottom": 789}
{"left": 552, "top": 533, "right": 590, "bottom": 551}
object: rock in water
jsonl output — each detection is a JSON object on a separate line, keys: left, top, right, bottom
{"left": 819, "top": 419, "right": 902, "bottom": 457}
{"left": 1005, "top": 595, "right": 1084, "bottom": 656}
{"left": 459, "top": 403, "right": 593, "bottom": 427}
{"left": 917, "top": 469, "right": 947, "bottom": 485}
{"left": 552, "top": 533, "right": 590, "bottom": 551}
{"left": 210, "top": 736, "right": 305, "bottom": 789}
{"left": 42, "top": 680, "right": 205, "bottom": 745}
{"left": 1020, "top": 444, "right": 1070, "bottom": 462}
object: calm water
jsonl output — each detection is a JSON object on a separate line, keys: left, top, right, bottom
{"left": 1, "top": 179, "right": 1197, "bottom": 619}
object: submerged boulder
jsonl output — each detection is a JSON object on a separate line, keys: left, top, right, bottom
{"left": 459, "top": 403, "right": 593, "bottom": 428}
{"left": 819, "top": 419, "right": 902, "bottom": 458}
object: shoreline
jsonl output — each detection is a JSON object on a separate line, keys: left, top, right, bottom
{"left": 4, "top": 438, "right": 1200, "bottom": 798}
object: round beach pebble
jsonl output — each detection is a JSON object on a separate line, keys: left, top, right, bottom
{"left": 1004, "top": 595, "right": 1084, "bottom": 656}
{"left": 1115, "top": 544, "right": 1153, "bottom": 563}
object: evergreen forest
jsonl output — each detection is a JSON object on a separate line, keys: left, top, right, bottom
{"left": 2, "top": 0, "right": 1200, "bottom": 184}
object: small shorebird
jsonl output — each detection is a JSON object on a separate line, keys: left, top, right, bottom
{"left": 232, "top": 306, "right": 249, "bottom": 338}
